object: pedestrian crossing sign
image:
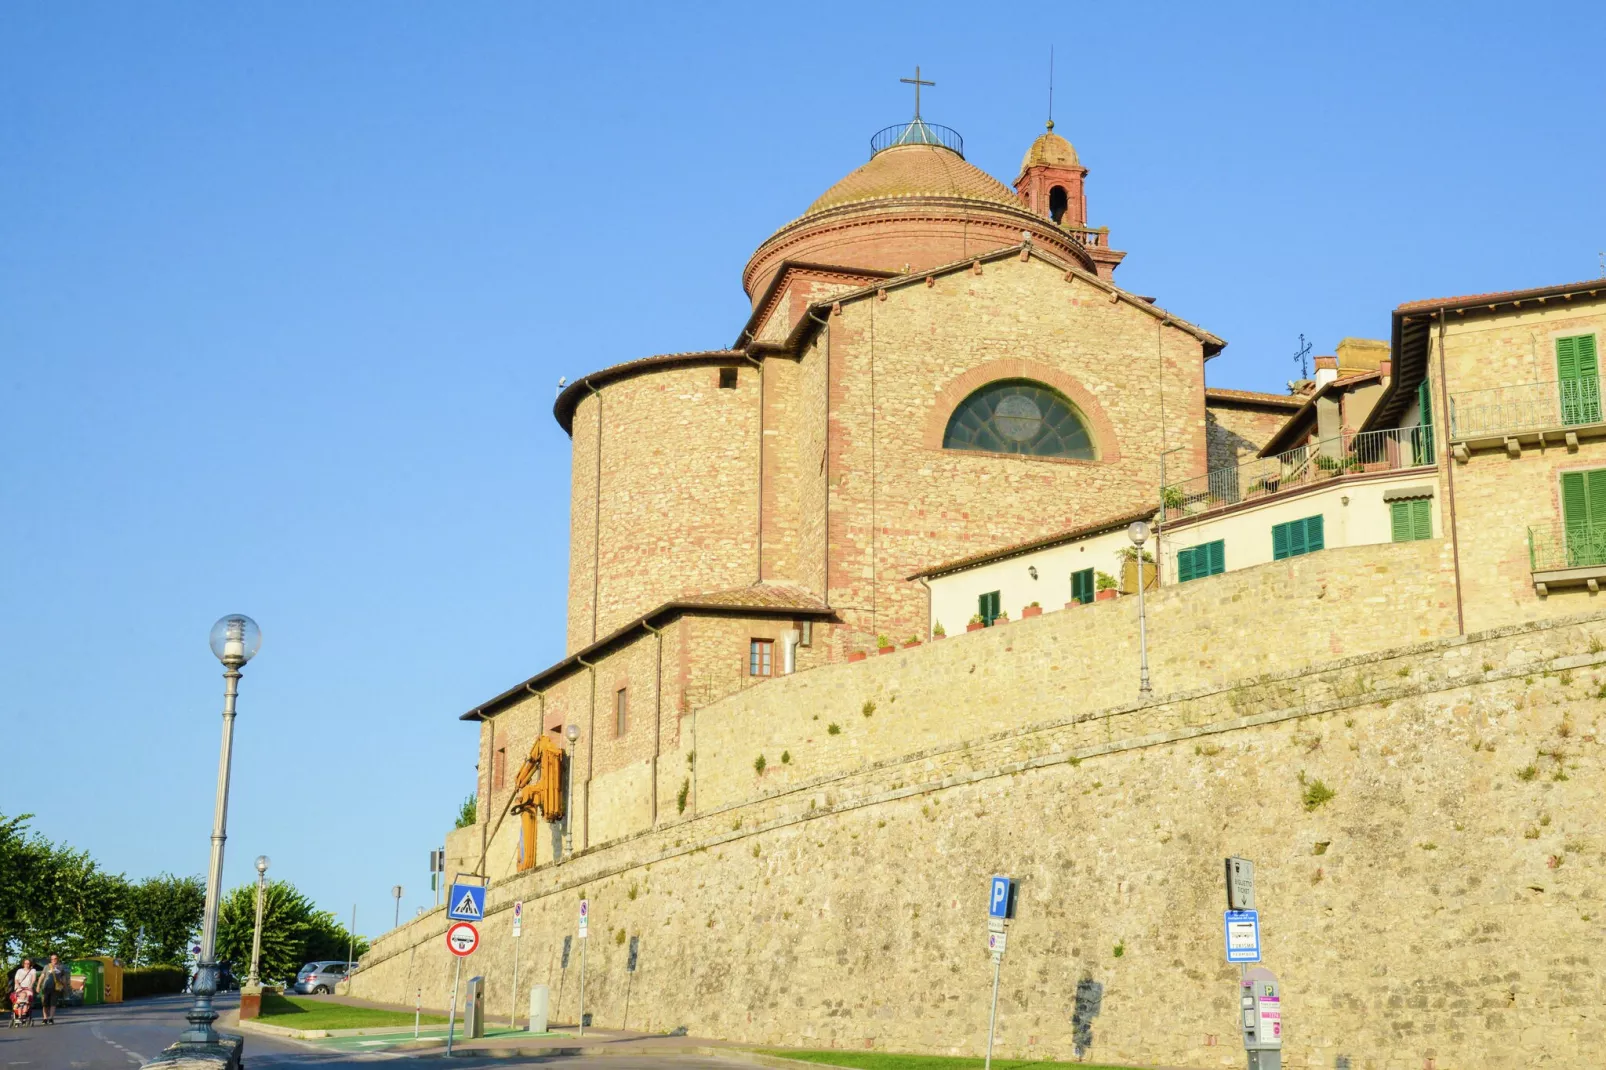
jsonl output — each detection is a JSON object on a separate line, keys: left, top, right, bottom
{"left": 448, "top": 883, "right": 486, "bottom": 921}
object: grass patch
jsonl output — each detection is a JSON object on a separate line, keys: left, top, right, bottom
{"left": 757, "top": 1053, "right": 1139, "bottom": 1070}
{"left": 257, "top": 992, "right": 445, "bottom": 1031}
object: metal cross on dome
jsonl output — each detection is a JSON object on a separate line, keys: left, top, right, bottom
{"left": 900, "top": 66, "right": 934, "bottom": 119}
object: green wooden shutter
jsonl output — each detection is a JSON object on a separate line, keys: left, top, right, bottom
{"left": 1558, "top": 336, "right": 1601, "bottom": 425}
{"left": 1563, "top": 471, "right": 1589, "bottom": 531}
{"left": 1416, "top": 379, "right": 1435, "bottom": 463}
{"left": 1271, "top": 522, "right": 1290, "bottom": 560}
{"left": 1207, "top": 540, "right": 1225, "bottom": 575}
{"left": 1071, "top": 568, "right": 1093, "bottom": 605}
{"left": 1411, "top": 499, "right": 1432, "bottom": 541}
{"left": 1390, "top": 501, "right": 1411, "bottom": 542}
{"left": 1177, "top": 547, "right": 1196, "bottom": 583}
{"left": 1306, "top": 514, "right": 1325, "bottom": 553}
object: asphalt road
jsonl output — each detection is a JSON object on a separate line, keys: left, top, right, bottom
{"left": 0, "top": 992, "right": 742, "bottom": 1069}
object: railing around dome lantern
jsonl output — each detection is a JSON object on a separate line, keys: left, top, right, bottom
{"left": 1061, "top": 223, "right": 1109, "bottom": 248}
{"left": 870, "top": 122, "right": 964, "bottom": 157}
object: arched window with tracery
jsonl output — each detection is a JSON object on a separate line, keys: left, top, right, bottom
{"left": 942, "top": 379, "right": 1096, "bottom": 459}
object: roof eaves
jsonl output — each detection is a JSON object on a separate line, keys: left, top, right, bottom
{"left": 459, "top": 596, "right": 836, "bottom": 721}
{"left": 908, "top": 504, "right": 1157, "bottom": 580}
{"left": 552, "top": 350, "right": 747, "bottom": 435}
{"left": 733, "top": 261, "right": 899, "bottom": 350}
{"left": 783, "top": 243, "right": 1227, "bottom": 356}
{"left": 1204, "top": 387, "right": 1304, "bottom": 411}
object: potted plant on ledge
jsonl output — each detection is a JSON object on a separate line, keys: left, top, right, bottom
{"left": 848, "top": 649, "right": 867, "bottom": 663}
{"left": 967, "top": 613, "right": 986, "bottom": 633}
{"left": 1022, "top": 601, "right": 1043, "bottom": 618}
{"left": 933, "top": 622, "right": 947, "bottom": 640}
{"left": 877, "top": 634, "right": 897, "bottom": 655}
{"left": 903, "top": 635, "right": 921, "bottom": 648}
{"left": 1095, "top": 571, "right": 1119, "bottom": 601}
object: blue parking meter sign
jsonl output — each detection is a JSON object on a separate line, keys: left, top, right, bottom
{"left": 448, "top": 882, "right": 486, "bottom": 922}
{"left": 988, "top": 876, "right": 1015, "bottom": 919}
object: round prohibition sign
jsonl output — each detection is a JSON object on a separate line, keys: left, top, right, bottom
{"left": 446, "top": 921, "right": 479, "bottom": 956}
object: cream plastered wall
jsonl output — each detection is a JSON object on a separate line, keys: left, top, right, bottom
{"left": 1159, "top": 471, "right": 1443, "bottom": 583}
{"left": 356, "top": 606, "right": 1606, "bottom": 1070}
{"left": 926, "top": 525, "right": 1133, "bottom": 634}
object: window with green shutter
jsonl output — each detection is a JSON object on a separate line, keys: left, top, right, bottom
{"left": 1560, "top": 468, "right": 1606, "bottom": 567}
{"left": 1176, "top": 539, "right": 1225, "bottom": 583}
{"left": 1070, "top": 568, "right": 1094, "bottom": 605}
{"left": 1557, "top": 334, "right": 1602, "bottom": 426}
{"left": 979, "top": 590, "right": 1001, "bottom": 625}
{"left": 1272, "top": 515, "right": 1325, "bottom": 560}
{"left": 1414, "top": 379, "right": 1435, "bottom": 465}
{"left": 1389, "top": 499, "right": 1432, "bottom": 542}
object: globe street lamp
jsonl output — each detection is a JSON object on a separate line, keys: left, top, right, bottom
{"left": 1127, "top": 523, "right": 1153, "bottom": 695}
{"left": 247, "top": 855, "right": 270, "bottom": 989}
{"left": 564, "top": 723, "right": 580, "bottom": 858}
{"left": 180, "top": 613, "right": 262, "bottom": 1047}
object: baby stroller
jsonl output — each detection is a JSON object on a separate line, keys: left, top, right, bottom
{"left": 7, "top": 987, "right": 33, "bottom": 1028}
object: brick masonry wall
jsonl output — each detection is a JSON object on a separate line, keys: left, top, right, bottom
{"left": 1205, "top": 401, "right": 1295, "bottom": 470}
{"left": 565, "top": 364, "right": 762, "bottom": 651}
{"left": 358, "top": 604, "right": 1606, "bottom": 1070}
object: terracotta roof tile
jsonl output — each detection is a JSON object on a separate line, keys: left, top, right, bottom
{"left": 678, "top": 583, "right": 829, "bottom": 611}
{"left": 807, "top": 144, "right": 1019, "bottom": 215}
{"left": 1397, "top": 279, "right": 1605, "bottom": 312}
{"left": 909, "top": 504, "right": 1156, "bottom": 579}
{"left": 1204, "top": 387, "right": 1303, "bottom": 409}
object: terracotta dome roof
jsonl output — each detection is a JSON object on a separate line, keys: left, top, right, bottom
{"left": 806, "top": 143, "right": 1019, "bottom": 216}
{"left": 1019, "top": 125, "right": 1080, "bottom": 173}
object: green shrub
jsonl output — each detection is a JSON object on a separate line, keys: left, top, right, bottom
{"left": 754, "top": 754, "right": 767, "bottom": 775}
{"left": 123, "top": 966, "right": 187, "bottom": 1000}
{"left": 676, "top": 778, "right": 690, "bottom": 814}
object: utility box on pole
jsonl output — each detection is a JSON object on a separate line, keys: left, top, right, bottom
{"left": 464, "top": 975, "right": 486, "bottom": 1039}
{"left": 528, "top": 983, "right": 550, "bottom": 1033}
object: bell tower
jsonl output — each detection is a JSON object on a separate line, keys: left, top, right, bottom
{"left": 1015, "top": 120, "right": 1087, "bottom": 227}
{"left": 1014, "top": 121, "right": 1125, "bottom": 279}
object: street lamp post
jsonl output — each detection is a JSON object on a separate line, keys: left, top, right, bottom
{"left": 247, "top": 855, "right": 270, "bottom": 989}
{"left": 564, "top": 723, "right": 580, "bottom": 858}
{"left": 1128, "top": 523, "right": 1153, "bottom": 695}
{"left": 180, "top": 614, "right": 262, "bottom": 1047}
{"left": 392, "top": 885, "right": 403, "bottom": 929}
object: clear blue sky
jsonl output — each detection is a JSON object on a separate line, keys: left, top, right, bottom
{"left": 3, "top": 2, "right": 1602, "bottom": 940}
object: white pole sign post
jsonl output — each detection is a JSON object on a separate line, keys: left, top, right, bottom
{"left": 510, "top": 900, "right": 523, "bottom": 1029}
{"left": 983, "top": 876, "right": 1015, "bottom": 1070}
{"left": 577, "top": 899, "right": 589, "bottom": 1038}
{"left": 443, "top": 921, "right": 479, "bottom": 1056}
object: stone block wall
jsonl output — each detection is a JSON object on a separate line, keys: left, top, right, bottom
{"left": 356, "top": 606, "right": 1606, "bottom": 1069}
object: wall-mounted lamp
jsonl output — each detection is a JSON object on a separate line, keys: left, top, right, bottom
{"left": 1027, "top": 566, "right": 1038, "bottom": 580}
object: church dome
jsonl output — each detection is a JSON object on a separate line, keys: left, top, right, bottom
{"left": 1019, "top": 124, "right": 1080, "bottom": 174}
{"left": 807, "top": 142, "right": 1019, "bottom": 216}
{"left": 744, "top": 119, "right": 1097, "bottom": 305}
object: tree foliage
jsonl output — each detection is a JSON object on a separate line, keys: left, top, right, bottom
{"left": 114, "top": 875, "right": 206, "bottom": 966}
{"left": 454, "top": 794, "right": 477, "bottom": 829}
{"left": 0, "top": 813, "right": 137, "bottom": 962}
{"left": 216, "top": 880, "right": 371, "bottom": 985}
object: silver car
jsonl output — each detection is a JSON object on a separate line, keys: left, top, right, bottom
{"left": 292, "top": 961, "right": 354, "bottom": 995}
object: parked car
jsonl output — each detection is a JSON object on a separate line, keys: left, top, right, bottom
{"left": 292, "top": 961, "right": 354, "bottom": 995}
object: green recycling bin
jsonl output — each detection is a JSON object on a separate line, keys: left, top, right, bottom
{"left": 70, "top": 959, "right": 105, "bottom": 1005}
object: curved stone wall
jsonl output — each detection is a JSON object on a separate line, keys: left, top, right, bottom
{"left": 566, "top": 360, "right": 761, "bottom": 652}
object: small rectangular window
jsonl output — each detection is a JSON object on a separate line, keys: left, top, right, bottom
{"left": 1272, "top": 515, "right": 1325, "bottom": 560}
{"left": 1177, "top": 540, "right": 1226, "bottom": 583}
{"left": 615, "top": 687, "right": 628, "bottom": 736}
{"left": 1389, "top": 499, "right": 1432, "bottom": 542}
{"left": 749, "top": 639, "right": 773, "bottom": 677}
{"left": 799, "top": 620, "right": 812, "bottom": 647}
{"left": 978, "top": 590, "right": 1001, "bottom": 625}
{"left": 719, "top": 367, "right": 739, "bottom": 389}
{"left": 1070, "top": 568, "right": 1094, "bottom": 605}
{"left": 492, "top": 747, "right": 506, "bottom": 790}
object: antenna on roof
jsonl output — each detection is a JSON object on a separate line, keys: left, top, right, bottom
{"left": 1293, "top": 333, "right": 1312, "bottom": 380}
{"left": 1047, "top": 46, "right": 1055, "bottom": 130}
{"left": 1598, "top": 251, "right": 1604, "bottom": 279}
{"left": 556, "top": 375, "right": 568, "bottom": 399}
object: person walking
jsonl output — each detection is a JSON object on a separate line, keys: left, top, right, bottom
{"left": 9, "top": 958, "right": 38, "bottom": 1027}
{"left": 38, "top": 955, "right": 67, "bottom": 1024}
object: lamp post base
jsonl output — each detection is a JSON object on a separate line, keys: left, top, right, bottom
{"left": 138, "top": 1034, "right": 244, "bottom": 1070}
{"left": 238, "top": 983, "right": 264, "bottom": 1021}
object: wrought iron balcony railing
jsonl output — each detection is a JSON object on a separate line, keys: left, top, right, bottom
{"left": 1449, "top": 377, "right": 1601, "bottom": 439}
{"left": 870, "top": 121, "right": 964, "bottom": 157}
{"left": 1528, "top": 521, "right": 1606, "bottom": 573}
{"left": 1161, "top": 425, "right": 1435, "bottom": 523}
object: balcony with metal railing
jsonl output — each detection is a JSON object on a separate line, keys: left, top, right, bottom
{"left": 1161, "top": 425, "right": 1435, "bottom": 523}
{"left": 1448, "top": 376, "right": 1603, "bottom": 449}
{"left": 1528, "top": 520, "right": 1606, "bottom": 594}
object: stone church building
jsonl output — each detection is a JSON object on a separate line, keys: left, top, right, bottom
{"left": 459, "top": 111, "right": 1300, "bottom": 870}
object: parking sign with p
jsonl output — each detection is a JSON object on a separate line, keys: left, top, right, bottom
{"left": 989, "top": 876, "right": 1016, "bottom": 919}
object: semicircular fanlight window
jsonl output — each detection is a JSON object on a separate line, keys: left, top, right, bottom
{"left": 942, "top": 379, "right": 1096, "bottom": 459}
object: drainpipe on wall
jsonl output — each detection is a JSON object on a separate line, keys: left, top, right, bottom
{"left": 809, "top": 309, "right": 833, "bottom": 622}
{"left": 1436, "top": 310, "right": 1467, "bottom": 635}
{"left": 575, "top": 654, "right": 597, "bottom": 851}
{"left": 642, "top": 622, "right": 665, "bottom": 827}
{"left": 745, "top": 350, "right": 764, "bottom": 583}
{"left": 781, "top": 630, "right": 800, "bottom": 675}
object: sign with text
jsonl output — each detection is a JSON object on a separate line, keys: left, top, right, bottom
{"left": 1224, "top": 910, "right": 1261, "bottom": 963}
{"left": 1224, "top": 857, "right": 1255, "bottom": 911}
{"left": 987, "top": 930, "right": 1007, "bottom": 956}
{"left": 512, "top": 900, "right": 523, "bottom": 938}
